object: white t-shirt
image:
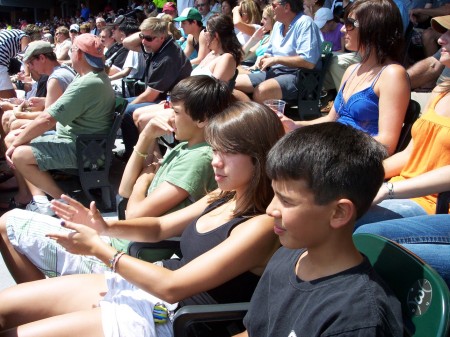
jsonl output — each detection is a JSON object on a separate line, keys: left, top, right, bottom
{"left": 235, "top": 24, "right": 261, "bottom": 45}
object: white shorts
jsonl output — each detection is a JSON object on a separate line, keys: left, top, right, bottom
{"left": 100, "top": 272, "right": 177, "bottom": 337}
{"left": 6, "top": 209, "right": 111, "bottom": 276}
{"left": 0, "top": 65, "right": 14, "bottom": 91}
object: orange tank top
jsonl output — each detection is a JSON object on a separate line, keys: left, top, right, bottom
{"left": 390, "top": 92, "right": 450, "bottom": 214}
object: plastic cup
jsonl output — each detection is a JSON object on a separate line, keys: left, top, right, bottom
{"left": 264, "top": 99, "right": 286, "bottom": 117}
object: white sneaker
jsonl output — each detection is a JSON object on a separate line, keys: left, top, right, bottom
{"left": 25, "top": 200, "right": 55, "bottom": 216}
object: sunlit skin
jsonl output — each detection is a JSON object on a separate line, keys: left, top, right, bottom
{"left": 221, "top": 1, "right": 232, "bottom": 16}
{"left": 341, "top": 15, "right": 360, "bottom": 52}
{"left": 170, "top": 102, "right": 205, "bottom": 145}
{"left": 211, "top": 150, "right": 254, "bottom": 196}
{"left": 267, "top": 179, "right": 338, "bottom": 250}
{"left": 140, "top": 29, "right": 164, "bottom": 53}
{"left": 438, "top": 30, "right": 450, "bottom": 65}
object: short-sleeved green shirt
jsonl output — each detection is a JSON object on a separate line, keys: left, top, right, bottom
{"left": 48, "top": 71, "right": 115, "bottom": 139}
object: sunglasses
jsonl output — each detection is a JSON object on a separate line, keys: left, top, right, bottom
{"left": 196, "top": 3, "right": 207, "bottom": 7}
{"left": 139, "top": 33, "right": 158, "bottom": 42}
{"left": 344, "top": 18, "right": 359, "bottom": 31}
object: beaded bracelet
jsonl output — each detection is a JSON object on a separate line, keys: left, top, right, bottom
{"left": 384, "top": 181, "right": 395, "bottom": 199}
{"left": 112, "top": 252, "right": 125, "bottom": 272}
{"left": 133, "top": 146, "right": 148, "bottom": 159}
{"left": 108, "top": 250, "right": 125, "bottom": 272}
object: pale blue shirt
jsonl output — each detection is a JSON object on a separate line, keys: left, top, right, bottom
{"left": 265, "top": 13, "right": 322, "bottom": 72}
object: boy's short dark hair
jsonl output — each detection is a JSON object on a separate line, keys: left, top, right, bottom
{"left": 266, "top": 122, "right": 387, "bottom": 219}
{"left": 170, "top": 75, "right": 232, "bottom": 122}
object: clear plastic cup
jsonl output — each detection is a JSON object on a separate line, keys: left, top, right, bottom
{"left": 263, "top": 99, "right": 286, "bottom": 117}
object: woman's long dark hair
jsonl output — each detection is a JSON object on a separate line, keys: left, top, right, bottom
{"left": 207, "top": 14, "right": 243, "bottom": 65}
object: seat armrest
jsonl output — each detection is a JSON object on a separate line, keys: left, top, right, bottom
{"left": 173, "top": 302, "right": 250, "bottom": 337}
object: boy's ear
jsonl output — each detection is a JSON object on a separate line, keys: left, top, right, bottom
{"left": 329, "top": 199, "right": 356, "bottom": 230}
{"left": 196, "top": 119, "right": 207, "bottom": 129}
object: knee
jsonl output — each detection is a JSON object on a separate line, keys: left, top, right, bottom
{"left": 10, "top": 145, "right": 33, "bottom": 169}
{"left": 4, "top": 132, "right": 15, "bottom": 147}
{"left": 0, "top": 213, "right": 8, "bottom": 236}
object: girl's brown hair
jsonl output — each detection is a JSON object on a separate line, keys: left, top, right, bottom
{"left": 205, "top": 101, "right": 285, "bottom": 217}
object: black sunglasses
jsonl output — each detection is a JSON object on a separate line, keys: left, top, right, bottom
{"left": 139, "top": 33, "right": 158, "bottom": 42}
{"left": 344, "top": 17, "right": 359, "bottom": 31}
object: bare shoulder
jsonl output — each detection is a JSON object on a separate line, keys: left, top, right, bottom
{"left": 230, "top": 214, "right": 274, "bottom": 237}
{"left": 381, "top": 63, "right": 408, "bottom": 79}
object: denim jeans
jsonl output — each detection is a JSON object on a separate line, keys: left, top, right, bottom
{"left": 354, "top": 215, "right": 450, "bottom": 288}
{"left": 355, "top": 199, "right": 428, "bottom": 229}
{"left": 120, "top": 97, "right": 155, "bottom": 159}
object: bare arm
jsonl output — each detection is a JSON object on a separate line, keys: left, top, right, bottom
{"left": 258, "top": 54, "right": 315, "bottom": 71}
{"left": 123, "top": 32, "right": 144, "bottom": 52}
{"left": 407, "top": 56, "right": 444, "bottom": 90}
{"left": 52, "top": 192, "right": 211, "bottom": 242}
{"left": 243, "top": 27, "right": 265, "bottom": 59}
{"left": 183, "top": 35, "right": 195, "bottom": 59}
{"left": 49, "top": 210, "right": 277, "bottom": 303}
{"left": 232, "top": 6, "right": 258, "bottom": 37}
{"left": 118, "top": 112, "right": 174, "bottom": 199}
{"left": 373, "top": 165, "right": 450, "bottom": 204}
{"left": 190, "top": 30, "right": 208, "bottom": 66}
{"left": 211, "top": 54, "right": 237, "bottom": 82}
{"left": 10, "top": 111, "right": 56, "bottom": 147}
{"left": 373, "top": 64, "right": 410, "bottom": 155}
{"left": 382, "top": 139, "right": 414, "bottom": 178}
{"left": 109, "top": 67, "right": 132, "bottom": 81}
{"left": 44, "top": 78, "right": 64, "bottom": 108}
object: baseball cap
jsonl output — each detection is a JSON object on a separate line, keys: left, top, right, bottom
{"left": 74, "top": 34, "right": 105, "bottom": 69}
{"left": 174, "top": 7, "right": 202, "bottom": 22}
{"left": 314, "top": 8, "right": 333, "bottom": 29}
{"left": 431, "top": 15, "right": 450, "bottom": 34}
{"left": 107, "top": 15, "right": 126, "bottom": 27}
{"left": 163, "top": 2, "right": 177, "bottom": 13}
{"left": 70, "top": 24, "right": 80, "bottom": 32}
{"left": 22, "top": 41, "right": 54, "bottom": 62}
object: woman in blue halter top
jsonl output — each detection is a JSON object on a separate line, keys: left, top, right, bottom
{"left": 288, "top": 0, "right": 410, "bottom": 156}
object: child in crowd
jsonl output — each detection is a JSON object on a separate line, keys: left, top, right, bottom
{"left": 0, "top": 75, "right": 230, "bottom": 283}
{"left": 0, "top": 101, "right": 284, "bottom": 336}
{"left": 236, "top": 122, "right": 403, "bottom": 336}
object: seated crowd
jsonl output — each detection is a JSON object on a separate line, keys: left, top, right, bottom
{"left": 0, "top": 0, "right": 449, "bottom": 336}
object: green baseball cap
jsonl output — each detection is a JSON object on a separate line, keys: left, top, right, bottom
{"left": 174, "top": 7, "right": 202, "bottom": 22}
{"left": 22, "top": 41, "right": 54, "bottom": 62}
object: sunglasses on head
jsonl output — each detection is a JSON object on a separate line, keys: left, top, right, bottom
{"left": 344, "top": 17, "right": 359, "bottom": 31}
{"left": 139, "top": 33, "right": 158, "bottom": 42}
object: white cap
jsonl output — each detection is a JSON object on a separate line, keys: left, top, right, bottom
{"left": 314, "top": 7, "right": 334, "bottom": 29}
{"left": 70, "top": 24, "right": 80, "bottom": 32}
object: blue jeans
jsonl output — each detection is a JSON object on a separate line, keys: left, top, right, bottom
{"left": 354, "top": 215, "right": 450, "bottom": 288}
{"left": 120, "top": 97, "right": 155, "bottom": 159}
{"left": 355, "top": 199, "right": 428, "bottom": 229}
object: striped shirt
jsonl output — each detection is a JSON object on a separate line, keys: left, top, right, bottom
{"left": 0, "top": 29, "right": 26, "bottom": 67}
